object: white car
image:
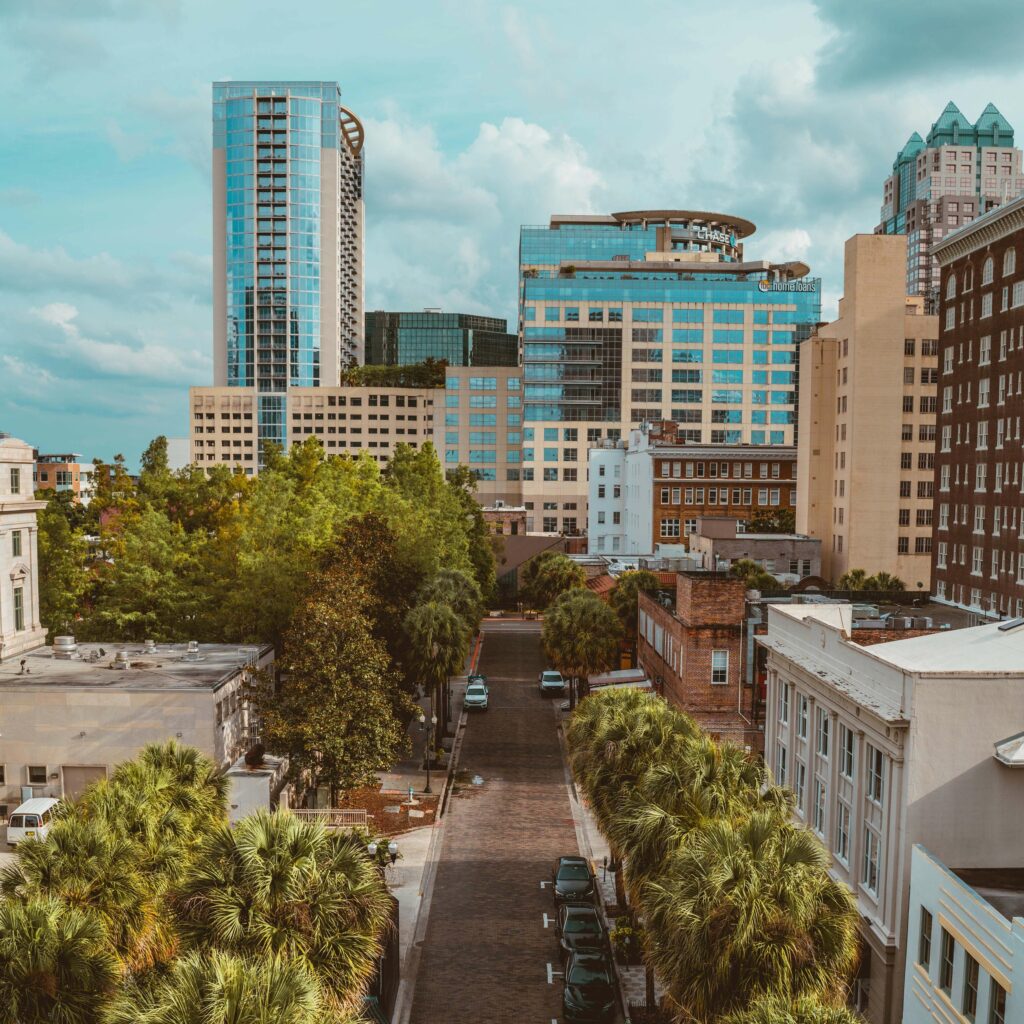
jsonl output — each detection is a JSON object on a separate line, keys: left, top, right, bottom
{"left": 464, "top": 679, "right": 489, "bottom": 710}
{"left": 539, "top": 669, "right": 566, "bottom": 696}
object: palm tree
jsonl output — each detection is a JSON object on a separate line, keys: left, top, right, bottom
{"left": 172, "top": 810, "right": 391, "bottom": 1019}
{"left": 640, "top": 813, "right": 859, "bottom": 1023}
{"left": 103, "top": 950, "right": 322, "bottom": 1024}
{"left": 520, "top": 550, "right": 586, "bottom": 609}
{"left": 721, "top": 994, "right": 866, "bottom": 1023}
{"left": 418, "top": 568, "right": 484, "bottom": 637}
{"left": 0, "top": 897, "right": 117, "bottom": 1024}
{"left": 403, "top": 599, "right": 468, "bottom": 738}
{"left": 866, "top": 571, "right": 905, "bottom": 593}
{"left": 836, "top": 568, "right": 869, "bottom": 591}
{"left": 542, "top": 589, "right": 622, "bottom": 708}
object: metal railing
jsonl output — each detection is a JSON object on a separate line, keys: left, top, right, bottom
{"left": 288, "top": 807, "right": 368, "bottom": 829}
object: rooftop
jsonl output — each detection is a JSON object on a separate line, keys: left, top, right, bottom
{"left": 0, "top": 641, "right": 272, "bottom": 691}
{"left": 953, "top": 868, "right": 1024, "bottom": 921}
{"left": 864, "top": 618, "right": 1024, "bottom": 674}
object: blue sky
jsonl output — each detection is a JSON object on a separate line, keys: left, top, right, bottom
{"left": 1, "top": 0, "right": 1022, "bottom": 464}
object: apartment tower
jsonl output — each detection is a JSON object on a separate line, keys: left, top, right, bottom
{"left": 930, "top": 193, "right": 1024, "bottom": 617}
{"left": 876, "top": 101, "right": 1023, "bottom": 300}
{"left": 796, "top": 235, "right": 939, "bottom": 588}
{"left": 212, "top": 81, "right": 365, "bottom": 452}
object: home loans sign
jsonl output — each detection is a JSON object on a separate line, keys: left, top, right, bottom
{"left": 758, "top": 278, "right": 819, "bottom": 293}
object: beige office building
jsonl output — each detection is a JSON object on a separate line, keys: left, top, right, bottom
{"left": 797, "top": 235, "right": 939, "bottom": 588}
{"left": 190, "top": 385, "right": 439, "bottom": 473}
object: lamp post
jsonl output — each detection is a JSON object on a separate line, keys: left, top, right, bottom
{"left": 419, "top": 710, "right": 438, "bottom": 794}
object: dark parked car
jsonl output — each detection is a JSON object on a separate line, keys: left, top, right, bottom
{"left": 552, "top": 855, "right": 596, "bottom": 905}
{"left": 562, "top": 950, "right": 617, "bottom": 1023}
{"left": 556, "top": 902, "right": 607, "bottom": 963}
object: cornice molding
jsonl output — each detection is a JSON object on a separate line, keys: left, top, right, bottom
{"left": 931, "top": 195, "right": 1024, "bottom": 266}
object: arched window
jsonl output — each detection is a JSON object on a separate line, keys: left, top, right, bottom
{"left": 946, "top": 274, "right": 956, "bottom": 300}
{"left": 1004, "top": 248, "right": 1017, "bottom": 277}
{"left": 963, "top": 265, "right": 974, "bottom": 291}
{"left": 982, "top": 256, "right": 994, "bottom": 286}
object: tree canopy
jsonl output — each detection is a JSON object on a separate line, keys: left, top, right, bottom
{"left": 521, "top": 550, "right": 586, "bottom": 609}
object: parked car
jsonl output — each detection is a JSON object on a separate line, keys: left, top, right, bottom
{"left": 556, "top": 902, "right": 607, "bottom": 964}
{"left": 7, "top": 797, "right": 60, "bottom": 847}
{"left": 539, "top": 669, "right": 566, "bottom": 695}
{"left": 464, "top": 679, "right": 489, "bottom": 711}
{"left": 467, "top": 673, "right": 486, "bottom": 686}
{"left": 552, "top": 855, "right": 596, "bottom": 904}
{"left": 562, "top": 950, "right": 617, "bottom": 1023}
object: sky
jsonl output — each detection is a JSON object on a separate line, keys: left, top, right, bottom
{"left": 2, "top": 0, "right": 1023, "bottom": 465}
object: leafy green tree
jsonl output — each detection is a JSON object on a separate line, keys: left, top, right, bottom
{"left": 36, "top": 487, "right": 90, "bottom": 531}
{"left": 82, "top": 507, "right": 204, "bottom": 642}
{"left": 609, "top": 570, "right": 661, "bottom": 651}
{"left": 866, "top": 571, "right": 905, "bottom": 593}
{"left": 521, "top": 550, "right": 586, "bottom": 609}
{"left": 446, "top": 465, "right": 497, "bottom": 602}
{"left": 418, "top": 568, "right": 483, "bottom": 639}
{"left": 641, "top": 813, "right": 859, "bottom": 1023}
{"left": 722, "top": 995, "right": 867, "bottom": 1024}
{"left": 0, "top": 897, "right": 117, "bottom": 1023}
{"left": 137, "top": 436, "right": 175, "bottom": 508}
{"left": 172, "top": 811, "right": 391, "bottom": 1020}
{"left": 37, "top": 498, "right": 89, "bottom": 638}
{"left": 747, "top": 508, "right": 796, "bottom": 534}
{"left": 729, "top": 558, "right": 779, "bottom": 592}
{"left": 543, "top": 589, "right": 622, "bottom": 708}
{"left": 103, "top": 950, "right": 323, "bottom": 1024}
{"left": 403, "top": 599, "right": 468, "bottom": 735}
{"left": 256, "top": 566, "right": 411, "bottom": 798}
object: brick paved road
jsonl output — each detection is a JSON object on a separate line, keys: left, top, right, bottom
{"left": 406, "top": 620, "right": 581, "bottom": 1024}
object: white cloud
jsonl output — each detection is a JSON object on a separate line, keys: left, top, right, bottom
{"left": 364, "top": 113, "right": 604, "bottom": 319}
{"left": 105, "top": 119, "right": 150, "bottom": 162}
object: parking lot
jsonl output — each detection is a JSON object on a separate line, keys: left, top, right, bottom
{"left": 406, "top": 620, "right": 621, "bottom": 1024}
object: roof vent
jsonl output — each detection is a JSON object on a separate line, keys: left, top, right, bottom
{"left": 52, "top": 636, "right": 79, "bottom": 660}
{"left": 113, "top": 651, "right": 131, "bottom": 670}
{"left": 143, "top": 639, "right": 157, "bottom": 653}
{"left": 997, "top": 617, "right": 1024, "bottom": 632}
{"left": 184, "top": 640, "right": 204, "bottom": 662}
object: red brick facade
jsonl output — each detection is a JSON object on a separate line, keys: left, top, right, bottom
{"left": 637, "top": 572, "right": 759, "bottom": 749}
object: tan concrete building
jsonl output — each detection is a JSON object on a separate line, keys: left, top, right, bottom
{"left": 0, "top": 639, "right": 273, "bottom": 805}
{"left": 190, "top": 384, "right": 439, "bottom": 473}
{"left": 797, "top": 235, "right": 939, "bottom": 588}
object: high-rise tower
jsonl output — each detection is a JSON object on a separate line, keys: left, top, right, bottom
{"left": 212, "top": 81, "right": 364, "bottom": 450}
{"left": 876, "top": 101, "right": 1024, "bottom": 301}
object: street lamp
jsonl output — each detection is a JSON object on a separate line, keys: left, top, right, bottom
{"left": 420, "top": 711, "right": 438, "bottom": 794}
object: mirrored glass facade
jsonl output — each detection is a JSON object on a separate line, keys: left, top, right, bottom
{"left": 213, "top": 82, "right": 364, "bottom": 453}
{"left": 365, "top": 311, "right": 518, "bottom": 367}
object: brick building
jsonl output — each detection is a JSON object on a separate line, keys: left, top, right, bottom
{"left": 589, "top": 423, "right": 797, "bottom": 555}
{"left": 930, "top": 193, "right": 1024, "bottom": 617}
{"left": 637, "top": 571, "right": 757, "bottom": 748}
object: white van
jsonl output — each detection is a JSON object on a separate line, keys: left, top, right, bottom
{"left": 7, "top": 798, "right": 60, "bottom": 846}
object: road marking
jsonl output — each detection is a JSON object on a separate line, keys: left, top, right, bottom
{"left": 546, "top": 962, "right": 564, "bottom": 984}
{"left": 540, "top": 880, "right": 550, "bottom": 889}
{"left": 543, "top": 913, "right": 550, "bottom": 928}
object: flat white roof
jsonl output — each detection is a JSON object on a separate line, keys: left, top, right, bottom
{"left": 865, "top": 619, "right": 1024, "bottom": 674}
{"left": 13, "top": 797, "right": 59, "bottom": 814}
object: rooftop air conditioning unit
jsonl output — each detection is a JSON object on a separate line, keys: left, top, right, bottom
{"left": 52, "top": 636, "right": 78, "bottom": 660}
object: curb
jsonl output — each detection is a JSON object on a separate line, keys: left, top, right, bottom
{"left": 392, "top": 632, "right": 481, "bottom": 1023}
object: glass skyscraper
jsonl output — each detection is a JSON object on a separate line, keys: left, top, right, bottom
{"left": 212, "top": 81, "right": 364, "bottom": 451}
{"left": 517, "top": 210, "right": 821, "bottom": 533}
{"left": 364, "top": 310, "right": 518, "bottom": 367}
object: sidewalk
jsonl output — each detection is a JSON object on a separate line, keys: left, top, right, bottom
{"left": 557, "top": 707, "right": 666, "bottom": 1014}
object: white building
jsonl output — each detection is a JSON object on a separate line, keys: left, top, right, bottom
{"left": 587, "top": 443, "right": 626, "bottom": 553}
{"left": 0, "top": 436, "right": 46, "bottom": 662}
{"left": 903, "top": 844, "right": 1022, "bottom": 1024}
{"left": 759, "top": 605, "right": 1024, "bottom": 1024}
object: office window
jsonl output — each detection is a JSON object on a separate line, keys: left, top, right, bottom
{"left": 834, "top": 802, "right": 850, "bottom": 862}
{"left": 811, "top": 779, "right": 825, "bottom": 834}
{"left": 816, "top": 708, "right": 830, "bottom": 758}
{"left": 9, "top": 468, "right": 20, "bottom": 495}
{"left": 711, "top": 650, "right": 728, "bottom": 685}
{"left": 797, "top": 694, "right": 808, "bottom": 739}
{"left": 990, "top": 980, "right": 1007, "bottom": 1024}
{"left": 794, "top": 760, "right": 806, "bottom": 808}
{"left": 778, "top": 682, "right": 790, "bottom": 724}
{"left": 918, "top": 907, "right": 933, "bottom": 970}
{"left": 11, "top": 530, "right": 22, "bottom": 558}
{"left": 866, "top": 745, "right": 884, "bottom": 804}
{"left": 939, "top": 929, "right": 955, "bottom": 994}
{"left": 963, "top": 953, "right": 979, "bottom": 1021}
{"left": 13, "top": 588, "right": 24, "bottom": 632}
{"left": 27, "top": 765, "right": 47, "bottom": 784}
{"left": 840, "top": 725, "right": 854, "bottom": 778}
{"left": 775, "top": 743, "right": 787, "bottom": 785}
{"left": 862, "top": 827, "right": 880, "bottom": 894}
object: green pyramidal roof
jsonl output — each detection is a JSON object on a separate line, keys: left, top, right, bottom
{"left": 976, "top": 102, "right": 1012, "bottom": 129}
{"left": 974, "top": 102, "right": 1015, "bottom": 145}
{"left": 899, "top": 132, "right": 924, "bottom": 159}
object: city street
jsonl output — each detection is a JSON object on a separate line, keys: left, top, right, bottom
{"left": 406, "top": 620, "right": 595, "bottom": 1024}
